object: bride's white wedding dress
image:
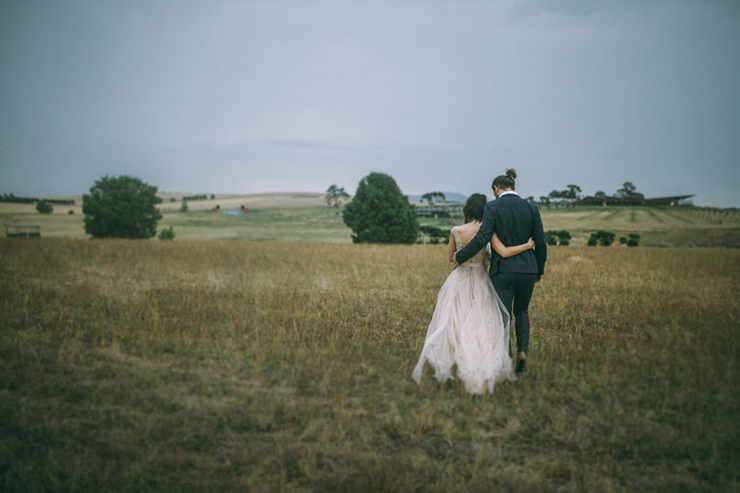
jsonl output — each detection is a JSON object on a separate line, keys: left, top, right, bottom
{"left": 412, "top": 227, "right": 516, "bottom": 394}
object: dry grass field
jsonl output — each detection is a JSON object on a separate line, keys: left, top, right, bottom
{"left": 0, "top": 193, "right": 339, "bottom": 241}
{"left": 1, "top": 239, "right": 738, "bottom": 491}
{"left": 538, "top": 206, "right": 740, "bottom": 248}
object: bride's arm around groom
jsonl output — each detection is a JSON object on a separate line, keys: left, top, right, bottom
{"left": 454, "top": 198, "right": 547, "bottom": 280}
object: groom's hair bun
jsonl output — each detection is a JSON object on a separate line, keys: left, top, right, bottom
{"left": 492, "top": 168, "right": 517, "bottom": 190}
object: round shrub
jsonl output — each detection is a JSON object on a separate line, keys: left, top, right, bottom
{"left": 36, "top": 200, "right": 53, "bottom": 214}
{"left": 546, "top": 230, "right": 571, "bottom": 246}
{"left": 588, "top": 230, "right": 616, "bottom": 246}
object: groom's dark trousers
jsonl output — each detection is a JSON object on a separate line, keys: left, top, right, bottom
{"left": 492, "top": 272, "right": 537, "bottom": 354}
{"left": 454, "top": 193, "right": 547, "bottom": 355}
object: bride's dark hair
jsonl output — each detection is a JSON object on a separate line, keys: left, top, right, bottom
{"left": 492, "top": 168, "right": 517, "bottom": 190}
{"left": 463, "top": 193, "right": 487, "bottom": 223}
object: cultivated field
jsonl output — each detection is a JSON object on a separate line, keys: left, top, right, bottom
{"left": 1, "top": 239, "right": 738, "bottom": 491}
{"left": 2, "top": 193, "right": 740, "bottom": 247}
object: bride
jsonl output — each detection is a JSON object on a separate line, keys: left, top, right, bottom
{"left": 412, "top": 193, "right": 535, "bottom": 395}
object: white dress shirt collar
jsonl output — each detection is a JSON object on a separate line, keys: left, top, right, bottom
{"left": 499, "top": 190, "right": 519, "bottom": 198}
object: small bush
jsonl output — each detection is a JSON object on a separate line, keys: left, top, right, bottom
{"left": 158, "top": 226, "right": 176, "bottom": 241}
{"left": 627, "top": 234, "right": 641, "bottom": 247}
{"left": 588, "top": 230, "right": 615, "bottom": 246}
{"left": 546, "top": 230, "right": 571, "bottom": 246}
{"left": 36, "top": 200, "right": 53, "bottom": 214}
{"left": 169, "top": 198, "right": 176, "bottom": 203}
{"left": 210, "top": 194, "right": 216, "bottom": 199}
{"left": 68, "top": 210, "right": 75, "bottom": 215}
{"left": 180, "top": 199, "right": 188, "bottom": 213}
{"left": 419, "top": 225, "right": 447, "bottom": 244}
{"left": 620, "top": 237, "right": 627, "bottom": 245}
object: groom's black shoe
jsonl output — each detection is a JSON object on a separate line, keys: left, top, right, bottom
{"left": 515, "top": 358, "right": 527, "bottom": 374}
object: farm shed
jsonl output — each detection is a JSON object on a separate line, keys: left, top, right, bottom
{"left": 571, "top": 194, "right": 695, "bottom": 207}
{"left": 416, "top": 205, "right": 463, "bottom": 218}
{"left": 5, "top": 223, "right": 41, "bottom": 238}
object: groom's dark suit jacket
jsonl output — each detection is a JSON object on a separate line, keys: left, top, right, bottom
{"left": 455, "top": 193, "right": 547, "bottom": 276}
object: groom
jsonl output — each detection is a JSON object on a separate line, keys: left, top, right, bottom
{"left": 454, "top": 169, "right": 547, "bottom": 373}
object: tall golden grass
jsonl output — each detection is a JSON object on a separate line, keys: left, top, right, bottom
{"left": 1, "top": 239, "right": 738, "bottom": 491}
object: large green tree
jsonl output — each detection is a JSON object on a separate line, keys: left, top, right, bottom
{"left": 82, "top": 175, "right": 163, "bottom": 239}
{"left": 342, "top": 172, "right": 419, "bottom": 244}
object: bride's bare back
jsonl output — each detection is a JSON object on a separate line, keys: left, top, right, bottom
{"left": 455, "top": 221, "right": 483, "bottom": 246}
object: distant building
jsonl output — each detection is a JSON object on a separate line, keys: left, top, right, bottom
{"left": 5, "top": 223, "right": 41, "bottom": 238}
{"left": 570, "top": 194, "right": 695, "bottom": 207}
{"left": 416, "top": 205, "right": 463, "bottom": 219}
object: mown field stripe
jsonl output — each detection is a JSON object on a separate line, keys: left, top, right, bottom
{"left": 656, "top": 208, "right": 695, "bottom": 224}
{"left": 647, "top": 209, "right": 665, "bottom": 223}
{"left": 576, "top": 209, "right": 608, "bottom": 221}
{"left": 603, "top": 208, "right": 624, "bottom": 221}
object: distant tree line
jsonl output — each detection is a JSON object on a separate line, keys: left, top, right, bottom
{"left": 536, "top": 181, "right": 645, "bottom": 207}
{"left": 1, "top": 193, "right": 75, "bottom": 205}
{"left": 182, "top": 194, "right": 210, "bottom": 201}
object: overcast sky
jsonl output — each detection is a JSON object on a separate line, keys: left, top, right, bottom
{"left": 1, "top": 0, "right": 739, "bottom": 206}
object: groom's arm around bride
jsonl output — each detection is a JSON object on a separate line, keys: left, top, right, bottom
{"left": 454, "top": 192, "right": 547, "bottom": 280}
